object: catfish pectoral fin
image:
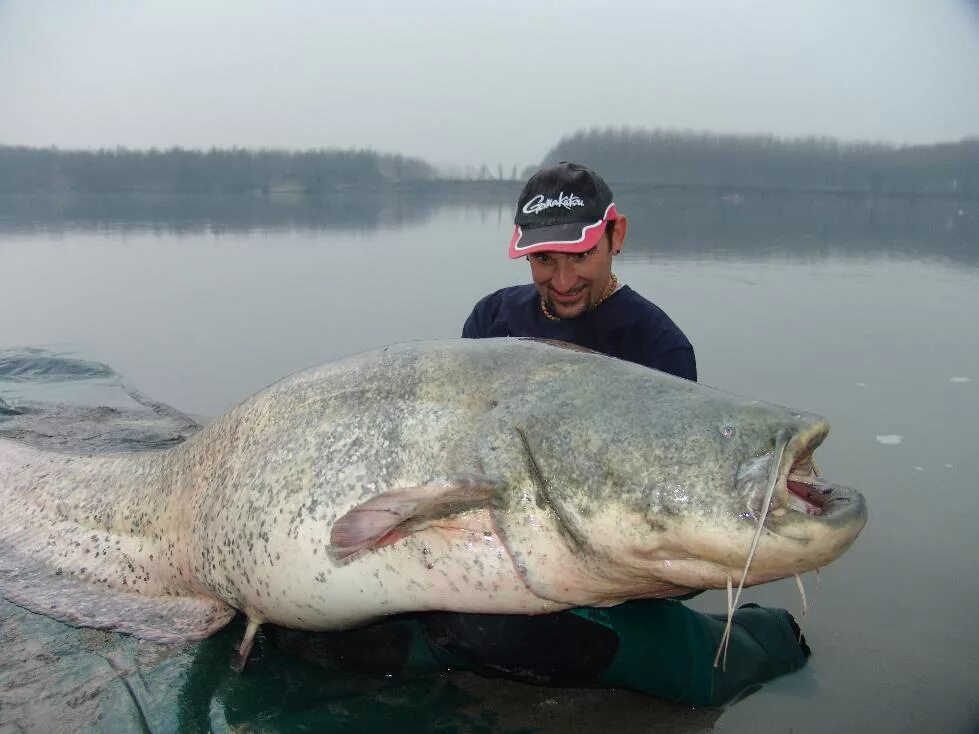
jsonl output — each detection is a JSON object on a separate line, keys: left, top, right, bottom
{"left": 329, "top": 474, "right": 504, "bottom": 559}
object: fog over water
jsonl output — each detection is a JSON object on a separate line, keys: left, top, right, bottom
{"left": 2, "top": 1, "right": 979, "bottom": 169}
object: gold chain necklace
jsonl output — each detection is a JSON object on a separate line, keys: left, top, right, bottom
{"left": 540, "top": 273, "right": 618, "bottom": 321}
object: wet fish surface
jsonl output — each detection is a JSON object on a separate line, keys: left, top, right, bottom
{"left": 0, "top": 338, "right": 866, "bottom": 651}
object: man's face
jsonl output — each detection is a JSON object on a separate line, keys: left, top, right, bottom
{"left": 528, "top": 236, "right": 616, "bottom": 320}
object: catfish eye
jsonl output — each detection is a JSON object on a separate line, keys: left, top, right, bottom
{"left": 720, "top": 425, "right": 735, "bottom": 439}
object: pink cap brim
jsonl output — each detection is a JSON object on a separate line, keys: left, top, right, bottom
{"left": 508, "top": 203, "right": 617, "bottom": 259}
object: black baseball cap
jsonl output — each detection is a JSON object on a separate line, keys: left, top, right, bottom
{"left": 508, "top": 161, "right": 618, "bottom": 258}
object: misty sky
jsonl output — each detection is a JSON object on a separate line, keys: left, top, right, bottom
{"left": 1, "top": 0, "right": 978, "bottom": 171}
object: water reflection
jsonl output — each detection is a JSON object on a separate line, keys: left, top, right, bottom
{"left": 0, "top": 191, "right": 446, "bottom": 236}
{"left": 1, "top": 188, "right": 975, "bottom": 266}
{"left": 616, "top": 188, "right": 979, "bottom": 266}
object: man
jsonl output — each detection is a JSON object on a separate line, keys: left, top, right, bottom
{"left": 432, "top": 162, "right": 809, "bottom": 705}
{"left": 462, "top": 161, "right": 695, "bottom": 379}
{"left": 272, "top": 163, "right": 809, "bottom": 707}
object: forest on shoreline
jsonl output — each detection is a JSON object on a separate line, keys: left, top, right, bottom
{"left": 2, "top": 128, "right": 976, "bottom": 198}
{"left": 0, "top": 146, "right": 437, "bottom": 195}
{"left": 543, "top": 128, "right": 978, "bottom": 198}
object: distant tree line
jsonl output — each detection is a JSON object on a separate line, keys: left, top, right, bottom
{"left": 3, "top": 130, "right": 976, "bottom": 197}
{"left": 0, "top": 146, "right": 436, "bottom": 194}
{"left": 543, "top": 128, "right": 979, "bottom": 198}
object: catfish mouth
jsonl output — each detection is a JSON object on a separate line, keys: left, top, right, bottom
{"left": 785, "top": 443, "right": 832, "bottom": 517}
{"left": 786, "top": 463, "right": 837, "bottom": 516}
{"left": 761, "top": 420, "right": 866, "bottom": 533}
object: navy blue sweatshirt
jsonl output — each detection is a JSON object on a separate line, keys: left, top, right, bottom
{"left": 462, "top": 284, "right": 697, "bottom": 381}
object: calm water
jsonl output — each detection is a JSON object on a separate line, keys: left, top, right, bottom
{"left": 0, "top": 191, "right": 977, "bottom": 733}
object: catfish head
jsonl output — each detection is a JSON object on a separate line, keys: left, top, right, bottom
{"left": 472, "top": 352, "right": 867, "bottom": 607}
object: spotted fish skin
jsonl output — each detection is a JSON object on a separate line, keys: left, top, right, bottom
{"left": 0, "top": 338, "right": 866, "bottom": 643}
{"left": 0, "top": 439, "right": 234, "bottom": 641}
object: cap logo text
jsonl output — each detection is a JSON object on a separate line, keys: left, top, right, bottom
{"left": 522, "top": 192, "right": 585, "bottom": 216}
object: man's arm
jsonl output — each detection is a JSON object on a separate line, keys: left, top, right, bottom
{"left": 654, "top": 346, "right": 697, "bottom": 382}
{"left": 461, "top": 308, "right": 482, "bottom": 339}
{"left": 461, "top": 290, "right": 501, "bottom": 339}
{"left": 292, "top": 600, "right": 810, "bottom": 707}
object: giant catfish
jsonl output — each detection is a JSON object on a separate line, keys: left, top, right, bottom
{"left": 0, "top": 338, "right": 867, "bottom": 664}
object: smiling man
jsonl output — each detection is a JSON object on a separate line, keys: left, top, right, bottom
{"left": 463, "top": 161, "right": 696, "bottom": 381}
{"left": 269, "top": 163, "right": 810, "bottom": 706}
{"left": 440, "top": 162, "right": 809, "bottom": 705}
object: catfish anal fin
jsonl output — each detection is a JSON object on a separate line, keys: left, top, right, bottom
{"left": 0, "top": 539, "right": 235, "bottom": 643}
